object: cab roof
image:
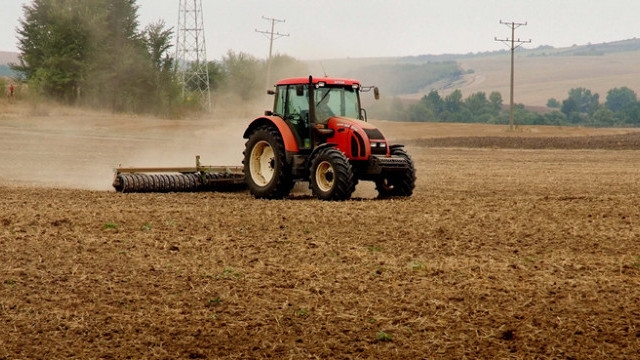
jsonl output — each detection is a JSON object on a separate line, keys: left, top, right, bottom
{"left": 275, "top": 77, "right": 361, "bottom": 87}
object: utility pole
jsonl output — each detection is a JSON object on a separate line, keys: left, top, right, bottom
{"left": 256, "top": 16, "right": 289, "bottom": 91}
{"left": 495, "top": 20, "right": 531, "bottom": 131}
{"left": 176, "top": 0, "right": 211, "bottom": 111}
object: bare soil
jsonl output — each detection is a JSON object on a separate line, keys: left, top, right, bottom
{"left": 1, "top": 102, "right": 640, "bottom": 359}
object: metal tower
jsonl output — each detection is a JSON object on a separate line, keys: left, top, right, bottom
{"left": 175, "top": 0, "right": 211, "bottom": 111}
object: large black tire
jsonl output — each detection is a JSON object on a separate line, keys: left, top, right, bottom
{"left": 309, "top": 147, "right": 356, "bottom": 201}
{"left": 375, "top": 147, "right": 416, "bottom": 198}
{"left": 243, "top": 126, "right": 294, "bottom": 199}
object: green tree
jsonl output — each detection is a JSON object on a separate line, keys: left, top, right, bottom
{"left": 590, "top": 108, "right": 617, "bottom": 127}
{"left": 206, "top": 60, "right": 226, "bottom": 91}
{"left": 465, "top": 92, "right": 492, "bottom": 122}
{"left": 220, "top": 50, "right": 262, "bottom": 101}
{"left": 562, "top": 87, "right": 599, "bottom": 116}
{"left": 142, "top": 20, "right": 179, "bottom": 114}
{"left": 89, "top": 0, "right": 150, "bottom": 111}
{"left": 546, "top": 98, "right": 561, "bottom": 108}
{"left": 15, "top": 0, "right": 179, "bottom": 113}
{"left": 407, "top": 101, "right": 435, "bottom": 122}
{"left": 421, "top": 90, "right": 444, "bottom": 115}
{"left": 144, "top": 20, "right": 173, "bottom": 74}
{"left": 444, "top": 89, "right": 463, "bottom": 114}
{"left": 605, "top": 87, "right": 637, "bottom": 112}
{"left": 489, "top": 91, "right": 503, "bottom": 113}
{"left": 513, "top": 104, "right": 540, "bottom": 125}
{"left": 618, "top": 102, "right": 640, "bottom": 125}
{"left": 561, "top": 97, "right": 579, "bottom": 118}
{"left": 542, "top": 111, "right": 567, "bottom": 126}
{"left": 15, "top": 0, "right": 90, "bottom": 102}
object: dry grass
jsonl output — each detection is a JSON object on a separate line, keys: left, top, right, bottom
{"left": 1, "top": 106, "right": 640, "bottom": 358}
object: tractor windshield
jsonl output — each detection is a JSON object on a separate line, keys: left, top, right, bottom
{"left": 315, "top": 86, "right": 360, "bottom": 124}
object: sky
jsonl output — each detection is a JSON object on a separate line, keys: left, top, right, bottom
{"left": 1, "top": 0, "right": 639, "bottom": 61}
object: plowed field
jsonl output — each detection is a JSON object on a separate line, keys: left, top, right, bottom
{"left": 1, "top": 105, "right": 640, "bottom": 359}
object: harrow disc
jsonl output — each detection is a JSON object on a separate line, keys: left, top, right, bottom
{"left": 113, "top": 173, "right": 203, "bottom": 193}
{"left": 113, "top": 172, "right": 246, "bottom": 193}
{"left": 201, "top": 172, "right": 248, "bottom": 192}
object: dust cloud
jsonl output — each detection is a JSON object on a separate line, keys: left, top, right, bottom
{"left": 0, "top": 99, "right": 264, "bottom": 191}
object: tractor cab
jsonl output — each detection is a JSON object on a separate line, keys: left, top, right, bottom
{"left": 267, "top": 77, "right": 376, "bottom": 150}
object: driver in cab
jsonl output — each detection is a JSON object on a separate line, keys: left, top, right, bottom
{"left": 315, "top": 89, "right": 334, "bottom": 125}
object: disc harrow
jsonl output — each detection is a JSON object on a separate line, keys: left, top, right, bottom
{"left": 113, "top": 156, "right": 245, "bottom": 193}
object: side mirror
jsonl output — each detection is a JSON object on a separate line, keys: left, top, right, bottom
{"left": 267, "top": 90, "right": 275, "bottom": 95}
{"left": 373, "top": 87, "right": 380, "bottom": 100}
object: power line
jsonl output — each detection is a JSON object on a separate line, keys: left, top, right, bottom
{"left": 256, "top": 16, "right": 289, "bottom": 91}
{"left": 495, "top": 20, "right": 531, "bottom": 131}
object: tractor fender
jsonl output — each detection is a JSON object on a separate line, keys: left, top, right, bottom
{"left": 243, "top": 116, "right": 299, "bottom": 153}
{"left": 306, "top": 143, "right": 338, "bottom": 168}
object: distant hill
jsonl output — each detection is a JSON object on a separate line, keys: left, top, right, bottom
{"left": 523, "top": 38, "right": 640, "bottom": 57}
{"left": 453, "top": 39, "right": 640, "bottom": 107}
{"left": 309, "top": 38, "right": 640, "bottom": 107}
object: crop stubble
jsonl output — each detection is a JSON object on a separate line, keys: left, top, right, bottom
{"left": 1, "top": 138, "right": 640, "bottom": 358}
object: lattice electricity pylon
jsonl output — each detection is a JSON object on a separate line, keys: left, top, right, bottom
{"left": 175, "top": 0, "right": 211, "bottom": 111}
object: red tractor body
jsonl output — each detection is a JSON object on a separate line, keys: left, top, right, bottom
{"left": 243, "top": 76, "right": 415, "bottom": 200}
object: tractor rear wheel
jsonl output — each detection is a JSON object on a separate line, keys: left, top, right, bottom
{"left": 309, "top": 147, "right": 356, "bottom": 201}
{"left": 243, "top": 126, "right": 294, "bottom": 199}
{"left": 375, "top": 147, "right": 416, "bottom": 198}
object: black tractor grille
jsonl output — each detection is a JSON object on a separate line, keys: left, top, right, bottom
{"left": 375, "top": 155, "right": 410, "bottom": 170}
{"left": 363, "top": 128, "right": 384, "bottom": 140}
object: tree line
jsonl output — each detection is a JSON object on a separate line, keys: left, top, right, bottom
{"left": 372, "top": 86, "right": 640, "bottom": 127}
{"left": 13, "top": 0, "right": 307, "bottom": 116}
{"left": 547, "top": 87, "right": 640, "bottom": 127}
{"left": 12, "top": 0, "right": 640, "bottom": 127}
{"left": 15, "top": 0, "right": 179, "bottom": 114}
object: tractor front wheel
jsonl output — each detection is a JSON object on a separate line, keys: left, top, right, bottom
{"left": 309, "top": 147, "right": 356, "bottom": 201}
{"left": 243, "top": 126, "right": 293, "bottom": 199}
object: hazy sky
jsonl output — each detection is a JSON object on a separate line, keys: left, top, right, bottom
{"left": 1, "top": 0, "right": 639, "bottom": 60}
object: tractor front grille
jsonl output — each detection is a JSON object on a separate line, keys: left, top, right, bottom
{"left": 363, "top": 128, "right": 385, "bottom": 140}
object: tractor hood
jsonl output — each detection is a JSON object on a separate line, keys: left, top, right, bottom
{"left": 327, "top": 117, "right": 385, "bottom": 137}
{"left": 325, "top": 116, "right": 389, "bottom": 160}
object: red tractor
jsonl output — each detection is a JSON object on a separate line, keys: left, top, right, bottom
{"left": 243, "top": 76, "right": 416, "bottom": 200}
